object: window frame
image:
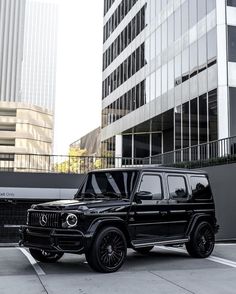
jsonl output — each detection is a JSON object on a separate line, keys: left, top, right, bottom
{"left": 136, "top": 172, "right": 164, "bottom": 202}
{"left": 166, "top": 174, "right": 189, "bottom": 201}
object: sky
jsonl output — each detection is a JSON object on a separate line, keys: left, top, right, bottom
{"left": 53, "top": 0, "right": 104, "bottom": 155}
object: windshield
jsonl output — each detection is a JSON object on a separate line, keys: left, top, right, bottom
{"left": 76, "top": 171, "right": 138, "bottom": 199}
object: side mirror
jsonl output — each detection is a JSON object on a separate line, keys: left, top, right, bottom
{"left": 135, "top": 191, "right": 153, "bottom": 201}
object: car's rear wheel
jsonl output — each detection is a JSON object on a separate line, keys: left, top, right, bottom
{"left": 85, "top": 227, "right": 127, "bottom": 273}
{"left": 186, "top": 222, "right": 215, "bottom": 258}
{"left": 134, "top": 246, "right": 154, "bottom": 254}
{"left": 29, "top": 248, "right": 64, "bottom": 263}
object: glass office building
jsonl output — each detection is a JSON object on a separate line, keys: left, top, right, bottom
{"left": 101, "top": 0, "right": 236, "bottom": 159}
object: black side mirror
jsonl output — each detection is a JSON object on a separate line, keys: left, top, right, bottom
{"left": 135, "top": 191, "right": 153, "bottom": 202}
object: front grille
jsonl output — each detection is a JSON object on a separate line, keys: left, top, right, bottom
{"left": 29, "top": 211, "right": 61, "bottom": 228}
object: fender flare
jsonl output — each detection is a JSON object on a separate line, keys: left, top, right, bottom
{"left": 186, "top": 213, "right": 214, "bottom": 236}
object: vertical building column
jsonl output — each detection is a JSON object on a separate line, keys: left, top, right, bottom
{"left": 216, "top": 0, "right": 229, "bottom": 139}
{"left": 115, "top": 134, "right": 122, "bottom": 167}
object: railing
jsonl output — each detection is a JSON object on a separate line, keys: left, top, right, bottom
{"left": 1, "top": 136, "right": 236, "bottom": 173}
{"left": 0, "top": 153, "right": 144, "bottom": 174}
{"left": 146, "top": 135, "right": 236, "bottom": 168}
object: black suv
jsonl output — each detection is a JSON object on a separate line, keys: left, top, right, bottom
{"left": 20, "top": 167, "right": 218, "bottom": 273}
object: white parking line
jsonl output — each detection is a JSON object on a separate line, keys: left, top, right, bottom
{"left": 18, "top": 248, "right": 46, "bottom": 276}
{"left": 155, "top": 245, "right": 236, "bottom": 269}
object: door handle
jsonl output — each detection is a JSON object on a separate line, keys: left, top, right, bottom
{"left": 159, "top": 211, "right": 168, "bottom": 216}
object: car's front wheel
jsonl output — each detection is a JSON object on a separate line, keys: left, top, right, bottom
{"left": 29, "top": 248, "right": 64, "bottom": 263}
{"left": 186, "top": 221, "right": 215, "bottom": 258}
{"left": 86, "top": 226, "right": 127, "bottom": 273}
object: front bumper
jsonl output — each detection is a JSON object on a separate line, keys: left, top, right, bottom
{"left": 19, "top": 225, "right": 90, "bottom": 253}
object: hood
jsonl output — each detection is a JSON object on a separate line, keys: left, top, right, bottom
{"left": 32, "top": 198, "right": 130, "bottom": 213}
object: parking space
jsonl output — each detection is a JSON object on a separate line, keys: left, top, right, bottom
{"left": 0, "top": 244, "right": 236, "bottom": 294}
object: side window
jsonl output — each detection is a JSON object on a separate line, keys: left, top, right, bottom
{"left": 190, "top": 176, "right": 212, "bottom": 200}
{"left": 168, "top": 176, "right": 188, "bottom": 199}
{"left": 138, "top": 174, "right": 163, "bottom": 200}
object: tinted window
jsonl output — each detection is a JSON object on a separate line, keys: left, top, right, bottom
{"left": 190, "top": 176, "right": 212, "bottom": 200}
{"left": 139, "top": 174, "right": 163, "bottom": 200}
{"left": 168, "top": 176, "right": 188, "bottom": 199}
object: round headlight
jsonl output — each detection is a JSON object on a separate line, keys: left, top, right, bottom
{"left": 66, "top": 213, "right": 78, "bottom": 227}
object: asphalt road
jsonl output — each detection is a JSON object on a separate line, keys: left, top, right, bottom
{"left": 0, "top": 244, "right": 236, "bottom": 294}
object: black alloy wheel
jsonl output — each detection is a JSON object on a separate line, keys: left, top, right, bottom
{"left": 29, "top": 248, "right": 64, "bottom": 263}
{"left": 134, "top": 246, "right": 154, "bottom": 254}
{"left": 86, "top": 226, "right": 127, "bottom": 273}
{"left": 186, "top": 222, "right": 215, "bottom": 258}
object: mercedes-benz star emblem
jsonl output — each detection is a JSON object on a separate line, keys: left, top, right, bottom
{"left": 39, "top": 214, "right": 47, "bottom": 226}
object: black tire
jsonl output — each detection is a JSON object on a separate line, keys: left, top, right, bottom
{"left": 85, "top": 226, "right": 127, "bottom": 273}
{"left": 134, "top": 246, "right": 154, "bottom": 254}
{"left": 29, "top": 248, "right": 64, "bottom": 263}
{"left": 186, "top": 222, "right": 215, "bottom": 258}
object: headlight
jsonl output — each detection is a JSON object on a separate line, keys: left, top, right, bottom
{"left": 66, "top": 213, "right": 78, "bottom": 227}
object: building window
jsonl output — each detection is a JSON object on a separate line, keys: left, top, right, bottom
{"left": 208, "top": 89, "right": 217, "bottom": 141}
{"left": 228, "top": 26, "right": 236, "bottom": 62}
{"left": 189, "top": 0, "right": 197, "bottom": 29}
{"left": 199, "top": 94, "right": 208, "bottom": 144}
{"left": 190, "top": 98, "right": 198, "bottom": 146}
{"left": 230, "top": 88, "right": 236, "bottom": 136}
{"left": 134, "top": 134, "right": 149, "bottom": 158}
{"left": 227, "top": 0, "right": 236, "bottom": 7}
{"left": 122, "top": 135, "right": 132, "bottom": 158}
{"left": 152, "top": 133, "right": 162, "bottom": 155}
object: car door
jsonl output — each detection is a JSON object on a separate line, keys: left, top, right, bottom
{"left": 129, "top": 172, "right": 169, "bottom": 243}
{"left": 166, "top": 173, "right": 191, "bottom": 238}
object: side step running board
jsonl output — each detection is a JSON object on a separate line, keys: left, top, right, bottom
{"left": 131, "top": 238, "right": 189, "bottom": 248}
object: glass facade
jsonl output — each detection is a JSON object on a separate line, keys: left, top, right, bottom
{"left": 102, "top": 0, "right": 221, "bottom": 158}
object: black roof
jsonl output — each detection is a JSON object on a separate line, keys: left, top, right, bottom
{"left": 90, "top": 166, "right": 207, "bottom": 175}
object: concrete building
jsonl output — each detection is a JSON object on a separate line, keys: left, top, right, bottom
{"left": 101, "top": 0, "right": 236, "bottom": 160}
{"left": 0, "top": 0, "right": 58, "bottom": 168}
{"left": 0, "top": 101, "right": 53, "bottom": 171}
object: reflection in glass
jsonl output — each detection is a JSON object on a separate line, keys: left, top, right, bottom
{"left": 175, "top": 7, "right": 181, "bottom": 41}
{"left": 134, "top": 134, "right": 150, "bottom": 158}
{"left": 156, "top": 68, "right": 161, "bottom": 97}
{"left": 182, "top": 48, "right": 189, "bottom": 82}
{"left": 150, "top": 72, "right": 156, "bottom": 101}
{"left": 162, "top": 21, "right": 167, "bottom": 51}
{"left": 175, "top": 106, "right": 181, "bottom": 150}
{"left": 122, "top": 135, "right": 132, "bottom": 157}
{"left": 190, "top": 98, "right": 198, "bottom": 146}
{"left": 207, "top": 28, "right": 217, "bottom": 64}
{"left": 152, "top": 133, "right": 162, "bottom": 155}
{"left": 208, "top": 89, "right": 217, "bottom": 141}
{"left": 199, "top": 94, "right": 207, "bottom": 144}
{"left": 189, "top": 0, "right": 197, "bottom": 29}
{"left": 182, "top": 102, "right": 189, "bottom": 148}
{"left": 198, "top": 0, "right": 206, "bottom": 21}
{"left": 190, "top": 42, "right": 197, "bottom": 77}
{"left": 198, "top": 35, "right": 207, "bottom": 71}
{"left": 150, "top": 32, "right": 156, "bottom": 60}
{"left": 182, "top": 1, "right": 189, "bottom": 34}
{"left": 228, "top": 26, "right": 236, "bottom": 62}
{"left": 207, "top": 0, "right": 216, "bottom": 12}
